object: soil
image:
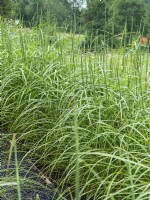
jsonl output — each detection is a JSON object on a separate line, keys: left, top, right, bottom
{"left": 0, "top": 132, "right": 66, "bottom": 200}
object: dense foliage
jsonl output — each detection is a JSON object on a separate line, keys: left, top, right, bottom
{"left": 1, "top": 0, "right": 150, "bottom": 47}
{"left": 0, "top": 0, "right": 82, "bottom": 28}
{"left": 13, "top": 0, "right": 72, "bottom": 26}
{"left": 0, "top": 0, "right": 12, "bottom": 17}
{"left": 114, "top": 0, "right": 150, "bottom": 35}
{"left": 81, "top": 0, "right": 150, "bottom": 48}
{"left": 1, "top": 19, "right": 150, "bottom": 200}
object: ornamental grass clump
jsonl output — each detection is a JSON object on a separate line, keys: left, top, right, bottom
{"left": 1, "top": 19, "right": 150, "bottom": 200}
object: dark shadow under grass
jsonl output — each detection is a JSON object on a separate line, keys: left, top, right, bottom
{"left": 0, "top": 132, "right": 67, "bottom": 200}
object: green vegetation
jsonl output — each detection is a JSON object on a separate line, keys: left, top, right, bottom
{"left": 1, "top": 0, "right": 150, "bottom": 46}
{"left": 0, "top": 0, "right": 81, "bottom": 28}
{"left": 81, "top": 0, "right": 150, "bottom": 48}
{"left": 1, "top": 0, "right": 150, "bottom": 199}
{"left": 1, "top": 16, "right": 150, "bottom": 200}
{"left": 0, "top": 0, "right": 12, "bottom": 17}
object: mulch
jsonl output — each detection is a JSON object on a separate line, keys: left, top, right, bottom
{"left": 0, "top": 132, "right": 66, "bottom": 200}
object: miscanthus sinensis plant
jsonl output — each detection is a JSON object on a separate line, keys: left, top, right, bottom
{"left": 1, "top": 18, "right": 150, "bottom": 200}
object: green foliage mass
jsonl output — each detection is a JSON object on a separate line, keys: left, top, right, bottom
{"left": 81, "top": 0, "right": 150, "bottom": 48}
{"left": 81, "top": 0, "right": 113, "bottom": 33}
{"left": 2, "top": 0, "right": 150, "bottom": 48}
{"left": 0, "top": 0, "right": 79, "bottom": 27}
{"left": 1, "top": 20, "right": 150, "bottom": 200}
{"left": 114, "top": 0, "right": 150, "bottom": 35}
{"left": 13, "top": 0, "right": 71, "bottom": 26}
{"left": 0, "top": 0, "right": 12, "bottom": 17}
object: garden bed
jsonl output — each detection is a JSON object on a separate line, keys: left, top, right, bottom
{"left": 0, "top": 133, "right": 66, "bottom": 200}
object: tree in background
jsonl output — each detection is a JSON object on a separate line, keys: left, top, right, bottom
{"left": 113, "top": 0, "right": 150, "bottom": 47}
{"left": 0, "top": 0, "right": 13, "bottom": 17}
{"left": 13, "top": 0, "right": 76, "bottom": 27}
{"left": 46, "top": 0, "right": 70, "bottom": 26}
{"left": 0, "top": 0, "right": 82, "bottom": 31}
{"left": 81, "top": 0, "right": 150, "bottom": 49}
{"left": 114, "top": 0, "right": 150, "bottom": 35}
{"left": 81, "top": 0, "right": 113, "bottom": 49}
{"left": 81, "top": 0, "right": 113, "bottom": 34}
{"left": 14, "top": 0, "right": 51, "bottom": 26}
